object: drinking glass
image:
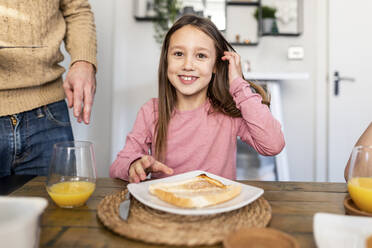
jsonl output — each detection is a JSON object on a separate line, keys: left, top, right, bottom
{"left": 347, "top": 145, "right": 372, "bottom": 213}
{"left": 46, "top": 141, "right": 97, "bottom": 208}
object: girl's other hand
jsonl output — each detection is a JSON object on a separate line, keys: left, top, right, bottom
{"left": 221, "top": 51, "right": 243, "bottom": 85}
{"left": 128, "top": 155, "right": 174, "bottom": 183}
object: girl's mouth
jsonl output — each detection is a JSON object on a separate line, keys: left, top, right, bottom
{"left": 179, "top": 75, "right": 198, "bottom": 85}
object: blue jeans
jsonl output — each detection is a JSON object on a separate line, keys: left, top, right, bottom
{"left": 0, "top": 100, "right": 74, "bottom": 177}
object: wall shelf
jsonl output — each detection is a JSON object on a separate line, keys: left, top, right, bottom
{"left": 134, "top": 17, "right": 156, "bottom": 21}
{"left": 227, "top": 1, "right": 260, "bottom": 6}
{"left": 262, "top": 33, "right": 302, "bottom": 37}
{"left": 230, "top": 42, "right": 259, "bottom": 46}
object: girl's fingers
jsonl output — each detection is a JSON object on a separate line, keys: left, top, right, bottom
{"left": 222, "top": 53, "right": 237, "bottom": 70}
{"left": 222, "top": 52, "right": 238, "bottom": 65}
{"left": 141, "top": 155, "right": 155, "bottom": 169}
{"left": 129, "top": 156, "right": 172, "bottom": 183}
{"left": 134, "top": 163, "right": 147, "bottom": 181}
{"left": 222, "top": 51, "right": 243, "bottom": 84}
{"left": 232, "top": 53, "right": 241, "bottom": 67}
{"left": 232, "top": 53, "right": 242, "bottom": 74}
{"left": 222, "top": 52, "right": 232, "bottom": 60}
{"left": 129, "top": 177, "right": 136, "bottom": 183}
{"left": 151, "top": 161, "right": 174, "bottom": 175}
{"left": 129, "top": 167, "right": 140, "bottom": 183}
{"left": 221, "top": 55, "right": 233, "bottom": 65}
{"left": 223, "top": 51, "right": 240, "bottom": 66}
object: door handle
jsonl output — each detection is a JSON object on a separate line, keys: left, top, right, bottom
{"left": 334, "top": 71, "right": 355, "bottom": 96}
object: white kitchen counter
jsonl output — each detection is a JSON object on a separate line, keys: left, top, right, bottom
{"left": 244, "top": 72, "right": 310, "bottom": 81}
{"left": 242, "top": 72, "right": 310, "bottom": 181}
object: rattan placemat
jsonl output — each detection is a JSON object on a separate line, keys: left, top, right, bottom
{"left": 97, "top": 189, "right": 272, "bottom": 246}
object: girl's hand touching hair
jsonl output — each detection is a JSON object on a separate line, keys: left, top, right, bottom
{"left": 221, "top": 51, "right": 243, "bottom": 86}
{"left": 128, "top": 155, "right": 174, "bottom": 183}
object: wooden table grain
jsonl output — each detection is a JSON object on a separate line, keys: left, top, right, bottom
{"left": 10, "top": 177, "right": 348, "bottom": 248}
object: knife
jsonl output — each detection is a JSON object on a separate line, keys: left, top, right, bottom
{"left": 119, "top": 191, "right": 131, "bottom": 220}
{"left": 0, "top": 45, "right": 46, "bottom": 49}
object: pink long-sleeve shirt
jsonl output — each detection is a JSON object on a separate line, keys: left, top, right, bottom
{"left": 110, "top": 77, "right": 285, "bottom": 181}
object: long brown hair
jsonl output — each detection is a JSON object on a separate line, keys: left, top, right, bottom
{"left": 155, "top": 14, "right": 269, "bottom": 162}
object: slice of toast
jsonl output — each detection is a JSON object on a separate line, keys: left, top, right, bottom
{"left": 149, "top": 174, "right": 242, "bottom": 208}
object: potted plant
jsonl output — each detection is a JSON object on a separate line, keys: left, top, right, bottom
{"left": 153, "top": 0, "right": 182, "bottom": 44}
{"left": 254, "top": 6, "right": 278, "bottom": 34}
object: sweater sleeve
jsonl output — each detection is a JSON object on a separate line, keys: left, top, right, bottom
{"left": 230, "top": 77, "right": 285, "bottom": 156}
{"left": 109, "top": 101, "right": 154, "bottom": 181}
{"left": 60, "top": 0, "right": 97, "bottom": 70}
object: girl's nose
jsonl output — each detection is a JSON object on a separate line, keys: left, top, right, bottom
{"left": 183, "top": 56, "right": 194, "bottom": 71}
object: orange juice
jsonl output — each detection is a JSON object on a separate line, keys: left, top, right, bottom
{"left": 348, "top": 177, "right": 372, "bottom": 213}
{"left": 47, "top": 181, "right": 95, "bottom": 207}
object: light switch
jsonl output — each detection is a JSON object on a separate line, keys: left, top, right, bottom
{"left": 288, "top": 46, "right": 304, "bottom": 60}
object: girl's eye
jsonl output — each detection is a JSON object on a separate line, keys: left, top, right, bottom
{"left": 197, "top": 53, "right": 207, "bottom": 59}
{"left": 174, "top": 51, "right": 183, "bottom": 56}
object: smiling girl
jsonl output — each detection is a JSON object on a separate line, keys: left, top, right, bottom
{"left": 110, "top": 15, "right": 285, "bottom": 183}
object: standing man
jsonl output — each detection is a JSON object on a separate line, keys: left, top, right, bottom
{"left": 0, "top": 0, "right": 97, "bottom": 177}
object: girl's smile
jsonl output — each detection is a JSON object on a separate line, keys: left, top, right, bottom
{"left": 178, "top": 75, "right": 199, "bottom": 85}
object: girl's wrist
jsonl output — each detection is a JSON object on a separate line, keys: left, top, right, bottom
{"left": 230, "top": 76, "right": 243, "bottom": 86}
{"left": 229, "top": 73, "right": 243, "bottom": 84}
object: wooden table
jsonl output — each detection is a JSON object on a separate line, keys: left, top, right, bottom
{"left": 10, "top": 177, "right": 348, "bottom": 248}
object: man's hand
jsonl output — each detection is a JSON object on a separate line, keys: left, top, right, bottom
{"left": 63, "top": 61, "right": 96, "bottom": 124}
{"left": 129, "top": 155, "right": 174, "bottom": 183}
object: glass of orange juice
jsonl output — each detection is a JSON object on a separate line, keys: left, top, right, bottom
{"left": 46, "top": 141, "right": 97, "bottom": 208}
{"left": 347, "top": 146, "right": 372, "bottom": 213}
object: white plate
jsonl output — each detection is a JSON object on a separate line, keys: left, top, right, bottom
{"left": 127, "top": 170, "right": 264, "bottom": 215}
{"left": 314, "top": 213, "right": 372, "bottom": 248}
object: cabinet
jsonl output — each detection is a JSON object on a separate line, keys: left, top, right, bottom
{"left": 226, "top": 1, "right": 260, "bottom": 46}
{"left": 226, "top": 0, "right": 303, "bottom": 46}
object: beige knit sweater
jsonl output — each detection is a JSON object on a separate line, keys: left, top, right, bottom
{"left": 0, "top": 0, "right": 97, "bottom": 116}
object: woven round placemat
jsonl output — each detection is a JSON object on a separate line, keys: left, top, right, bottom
{"left": 97, "top": 189, "right": 272, "bottom": 246}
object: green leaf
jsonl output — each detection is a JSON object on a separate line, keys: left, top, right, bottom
{"left": 153, "top": 0, "right": 182, "bottom": 44}
{"left": 254, "top": 5, "right": 277, "bottom": 20}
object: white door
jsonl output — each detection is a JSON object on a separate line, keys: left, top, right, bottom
{"left": 328, "top": 0, "right": 372, "bottom": 181}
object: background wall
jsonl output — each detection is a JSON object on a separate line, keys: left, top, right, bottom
{"left": 66, "top": 0, "right": 323, "bottom": 181}
{"left": 61, "top": 0, "right": 115, "bottom": 177}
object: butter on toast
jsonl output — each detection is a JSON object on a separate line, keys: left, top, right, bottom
{"left": 149, "top": 174, "right": 242, "bottom": 208}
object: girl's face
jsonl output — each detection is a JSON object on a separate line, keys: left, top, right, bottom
{"left": 167, "top": 25, "right": 216, "bottom": 104}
